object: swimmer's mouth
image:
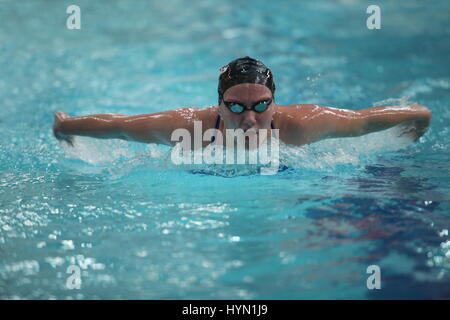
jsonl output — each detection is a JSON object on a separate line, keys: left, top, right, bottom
{"left": 245, "top": 133, "right": 257, "bottom": 140}
{"left": 243, "top": 128, "right": 258, "bottom": 136}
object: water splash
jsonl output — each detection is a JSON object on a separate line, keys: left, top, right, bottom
{"left": 58, "top": 123, "right": 416, "bottom": 177}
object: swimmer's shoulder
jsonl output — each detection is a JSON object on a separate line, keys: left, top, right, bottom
{"left": 273, "top": 104, "right": 321, "bottom": 125}
{"left": 198, "top": 105, "right": 220, "bottom": 129}
{"left": 276, "top": 103, "right": 323, "bottom": 114}
{"left": 273, "top": 104, "right": 324, "bottom": 145}
{"left": 170, "top": 105, "right": 219, "bottom": 129}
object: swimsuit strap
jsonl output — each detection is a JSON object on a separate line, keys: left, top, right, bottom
{"left": 215, "top": 114, "right": 222, "bottom": 130}
{"left": 211, "top": 114, "right": 276, "bottom": 143}
{"left": 211, "top": 114, "right": 221, "bottom": 143}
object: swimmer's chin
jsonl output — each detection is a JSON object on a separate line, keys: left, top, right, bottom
{"left": 243, "top": 134, "right": 270, "bottom": 150}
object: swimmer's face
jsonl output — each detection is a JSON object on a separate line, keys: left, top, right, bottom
{"left": 219, "top": 83, "right": 275, "bottom": 133}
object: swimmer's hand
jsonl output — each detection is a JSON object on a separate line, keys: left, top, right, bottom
{"left": 53, "top": 111, "right": 74, "bottom": 146}
{"left": 396, "top": 104, "right": 432, "bottom": 141}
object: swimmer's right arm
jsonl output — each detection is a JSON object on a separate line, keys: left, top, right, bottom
{"left": 53, "top": 111, "right": 129, "bottom": 146}
{"left": 53, "top": 108, "right": 202, "bottom": 146}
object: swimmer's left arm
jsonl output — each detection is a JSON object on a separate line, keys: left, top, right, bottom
{"left": 298, "top": 104, "right": 431, "bottom": 143}
{"left": 357, "top": 104, "right": 432, "bottom": 140}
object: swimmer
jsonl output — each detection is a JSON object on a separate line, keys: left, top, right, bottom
{"left": 53, "top": 56, "right": 431, "bottom": 149}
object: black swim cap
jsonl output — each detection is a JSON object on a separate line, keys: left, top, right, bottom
{"left": 218, "top": 56, "right": 275, "bottom": 105}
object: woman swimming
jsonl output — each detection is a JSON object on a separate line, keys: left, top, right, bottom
{"left": 53, "top": 56, "right": 432, "bottom": 149}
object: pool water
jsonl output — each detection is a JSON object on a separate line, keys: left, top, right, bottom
{"left": 1, "top": 0, "right": 449, "bottom": 299}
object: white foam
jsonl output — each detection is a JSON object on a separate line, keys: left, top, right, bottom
{"left": 60, "top": 136, "right": 131, "bottom": 165}
{"left": 60, "top": 124, "right": 415, "bottom": 177}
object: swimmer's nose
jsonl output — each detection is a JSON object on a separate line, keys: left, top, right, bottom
{"left": 242, "top": 111, "right": 257, "bottom": 130}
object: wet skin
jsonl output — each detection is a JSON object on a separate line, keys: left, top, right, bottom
{"left": 53, "top": 83, "right": 432, "bottom": 149}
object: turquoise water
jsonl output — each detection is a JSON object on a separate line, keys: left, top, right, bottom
{"left": 1, "top": 0, "right": 449, "bottom": 299}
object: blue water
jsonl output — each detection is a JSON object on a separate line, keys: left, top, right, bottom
{"left": 1, "top": 0, "right": 449, "bottom": 299}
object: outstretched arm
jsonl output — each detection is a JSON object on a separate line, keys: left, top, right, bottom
{"left": 53, "top": 112, "right": 127, "bottom": 146}
{"left": 53, "top": 107, "right": 209, "bottom": 146}
{"left": 298, "top": 104, "right": 432, "bottom": 143}
{"left": 358, "top": 104, "right": 431, "bottom": 140}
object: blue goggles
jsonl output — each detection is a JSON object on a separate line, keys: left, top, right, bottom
{"left": 224, "top": 99, "right": 272, "bottom": 114}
